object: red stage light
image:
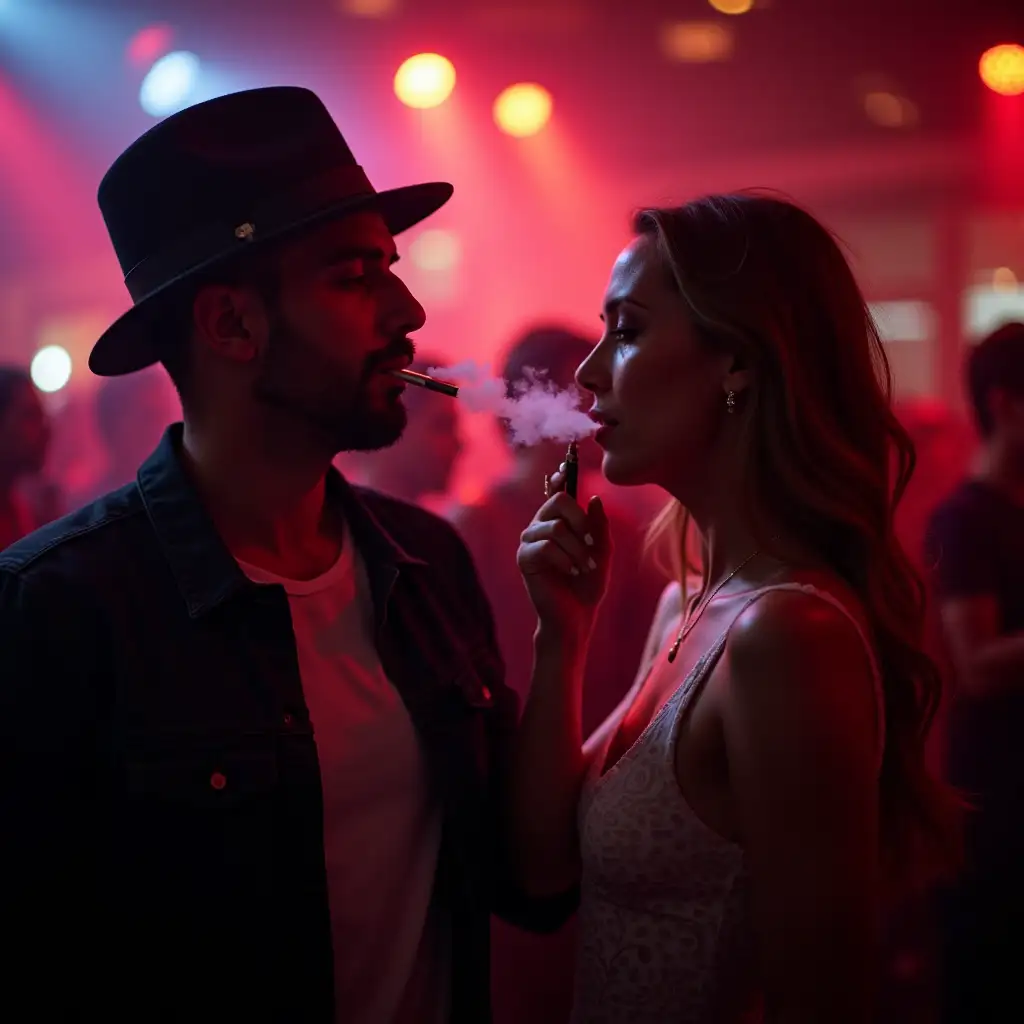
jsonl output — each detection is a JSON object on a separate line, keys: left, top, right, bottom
{"left": 127, "top": 24, "right": 175, "bottom": 69}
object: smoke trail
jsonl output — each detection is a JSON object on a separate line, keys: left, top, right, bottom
{"left": 429, "top": 361, "right": 597, "bottom": 446}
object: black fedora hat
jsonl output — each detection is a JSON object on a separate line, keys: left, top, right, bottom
{"left": 90, "top": 86, "right": 453, "bottom": 377}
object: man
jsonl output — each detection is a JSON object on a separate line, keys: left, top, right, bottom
{"left": 341, "top": 354, "right": 463, "bottom": 514}
{"left": 0, "top": 88, "right": 570, "bottom": 1023}
{"left": 451, "top": 325, "right": 665, "bottom": 1024}
{"left": 925, "top": 321, "right": 1024, "bottom": 1024}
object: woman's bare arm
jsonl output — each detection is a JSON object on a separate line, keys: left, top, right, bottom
{"left": 511, "top": 578, "right": 686, "bottom": 896}
{"left": 721, "top": 590, "right": 882, "bottom": 1024}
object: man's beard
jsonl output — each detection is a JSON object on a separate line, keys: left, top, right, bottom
{"left": 332, "top": 396, "right": 407, "bottom": 453}
{"left": 252, "top": 319, "right": 411, "bottom": 455}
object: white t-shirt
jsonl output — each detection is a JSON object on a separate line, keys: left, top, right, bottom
{"left": 239, "top": 526, "right": 448, "bottom": 1024}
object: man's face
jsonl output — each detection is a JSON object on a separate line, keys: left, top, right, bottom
{"left": 252, "top": 211, "right": 427, "bottom": 453}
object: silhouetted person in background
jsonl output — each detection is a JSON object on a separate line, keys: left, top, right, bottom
{"left": 0, "top": 366, "right": 55, "bottom": 550}
{"left": 894, "top": 397, "right": 974, "bottom": 578}
{"left": 879, "top": 397, "right": 974, "bottom": 1024}
{"left": 926, "top": 321, "right": 1024, "bottom": 1024}
{"left": 86, "top": 365, "right": 181, "bottom": 499}
{"left": 454, "top": 326, "right": 664, "bottom": 732}
{"left": 341, "top": 355, "right": 462, "bottom": 514}
{"left": 452, "top": 325, "right": 664, "bottom": 1024}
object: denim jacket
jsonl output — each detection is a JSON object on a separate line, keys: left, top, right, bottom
{"left": 0, "top": 426, "right": 575, "bottom": 1023}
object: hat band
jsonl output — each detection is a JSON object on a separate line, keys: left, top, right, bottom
{"left": 123, "top": 164, "right": 375, "bottom": 301}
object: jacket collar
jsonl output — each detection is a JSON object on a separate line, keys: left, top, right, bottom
{"left": 137, "top": 424, "right": 423, "bottom": 618}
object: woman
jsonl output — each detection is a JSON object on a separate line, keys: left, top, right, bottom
{"left": 511, "top": 194, "right": 960, "bottom": 1023}
{"left": 0, "top": 366, "right": 54, "bottom": 551}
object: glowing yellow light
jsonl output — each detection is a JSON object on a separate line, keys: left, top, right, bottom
{"left": 30, "top": 345, "right": 73, "bottom": 393}
{"left": 409, "top": 229, "right": 461, "bottom": 272}
{"left": 993, "top": 266, "right": 1019, "bottom": 292}
{"left": 979, "top": 43, "right": 1024, "bottom": 96}
{"left": 337, "top": 0, "right": 398, "bottom": 15}
{"left": 493, "top": 83, "right": 553, "bottom": 138}
{"left": 394, "top": 53, "right": 456, "bottom": 109}
{"left": 660, "top": 22, "right": 734, "bottom": 63}
{"left": 863, "top": 91, "right": 919, "bottom": 128}
{"left": 707, "top": 0, "right": 754, "bottom": 14}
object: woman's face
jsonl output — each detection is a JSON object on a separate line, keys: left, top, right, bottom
{"left": 576, "top": 233, "right": 737, "bottom": 493}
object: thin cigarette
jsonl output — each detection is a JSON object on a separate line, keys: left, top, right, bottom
{"left": 389, "top": 368, "right": 459, "bottom": 398}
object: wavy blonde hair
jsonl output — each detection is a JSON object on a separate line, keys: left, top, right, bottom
{"left": 640, "top": 193, "right": 961, "bottom": 892}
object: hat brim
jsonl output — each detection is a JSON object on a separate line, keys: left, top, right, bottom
{"left": 88, "top": 180, "right": 453, "bottom": 377}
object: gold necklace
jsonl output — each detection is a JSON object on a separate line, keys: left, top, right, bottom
{"left": 666, "top": 546, "right": 764, "bottom": 664}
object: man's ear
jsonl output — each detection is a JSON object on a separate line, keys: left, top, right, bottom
{"left": 191, "top": 285, "right": 266, "bottom": 365}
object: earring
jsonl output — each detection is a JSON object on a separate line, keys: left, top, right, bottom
{"left": 726, "top": 390, "right": 737, "bottom": 414}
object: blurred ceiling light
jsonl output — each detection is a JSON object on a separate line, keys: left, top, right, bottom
{"left": 660, "top": 22, "right": 734, "bottom": 63}
{"left": 139, "top": 51, "right": 201, "bottom": 117}
{"left": 708, "top": 0, "right": 754, "bottom": 13}
{"left": 863, "top": 90, "right": 919, "bottom": 129}
{"left": 409, "top": 229, "right": 461, "bottom": 272}
{"left": 336, "top": 0, "right": 399, "bottom": 16}
{"left": 493, "top": 83, "right": 553, "bottom": 138}
{"left": 394, "top": 53, "right": 456, "bottom": 109}
{"left": 993, "top": 266, "right": 1019, "bottom": 291}
{"left": 30, "top": 345, "right": 73, "bottom": 394}
{"left": 979, "top": 43, "right": 1024, "bottom": 96}
{"left": 127, "top": 24, "right": 174, "bottom": 68}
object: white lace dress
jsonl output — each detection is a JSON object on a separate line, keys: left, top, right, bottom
{"left": 571, "top": 584, "right": 884, "bottom": 1024}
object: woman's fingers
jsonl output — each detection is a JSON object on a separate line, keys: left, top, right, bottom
{"left": 520, "top": 517, "right": 597, "bottom": 576}
{"left": 518, "top": 538, "right": 583, "bottom": 578}
{"left": 535, "top": 491, "right": 595, "bottom": 544}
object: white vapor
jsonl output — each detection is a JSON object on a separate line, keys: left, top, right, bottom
{"left": 429, "top": 361, "right": 597, "bottom": 446}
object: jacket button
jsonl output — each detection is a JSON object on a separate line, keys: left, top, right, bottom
{"left": 209, "top": 772, "right": 227, "bottom": 791}
{"left": 283, "top": 713, "right": 294, "bottom": 727}
{"left": 481, "top": 686, "right": 492, "bottom": 701}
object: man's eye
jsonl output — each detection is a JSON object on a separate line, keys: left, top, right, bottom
{"left": 335, "top": 260, "right": 365, "bottom": 275}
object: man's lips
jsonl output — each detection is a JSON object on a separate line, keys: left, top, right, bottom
{"left": 375, "top": 356, "right": 414, "bottom": 376}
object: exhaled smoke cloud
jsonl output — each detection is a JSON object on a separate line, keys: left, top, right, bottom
{"left": 429, "top": 361, "right": 597, "bottom": 446}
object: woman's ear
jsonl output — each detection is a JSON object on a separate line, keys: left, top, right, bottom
{"left": 723, "top": 351, "right": 752, "bottom": 399}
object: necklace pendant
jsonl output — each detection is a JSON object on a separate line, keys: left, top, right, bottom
{"left": 667, "top": 635, "right": 682, "bottom": 663}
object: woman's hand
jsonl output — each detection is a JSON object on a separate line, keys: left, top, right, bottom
{"left": 517, "top": 464, "right": 612, "bottom": 643}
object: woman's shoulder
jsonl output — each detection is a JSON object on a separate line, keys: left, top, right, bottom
{"left": 743, "top": 568, "right": 870, "bottom": 638}
{"left": 726, "top": 571, "right": 879, "bottom": 708}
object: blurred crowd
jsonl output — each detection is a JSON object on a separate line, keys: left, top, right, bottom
{"left": 2, "top": 318, "right": 1022, "bottom": 1024}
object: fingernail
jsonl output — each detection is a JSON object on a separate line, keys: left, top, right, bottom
{"left": 559, "top": 463, "right": 566, "bottom": 472}
{"left": 585, "top": 533, "right": 594, "bottom": 547}
{"left": 570, "top": 566, "right": 580, "bottom": 576}
{"left": 588, "top": 557, "right": 597, "bottom": 571}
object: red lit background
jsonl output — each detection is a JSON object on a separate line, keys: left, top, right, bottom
{"left": 0, "top": 0, "right": 1022, "bottom": 501}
